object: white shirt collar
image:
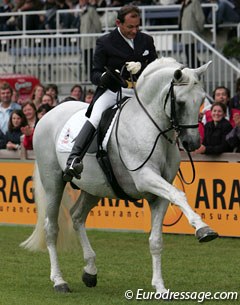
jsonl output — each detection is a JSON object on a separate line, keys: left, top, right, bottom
{"left": 117, "top": 27, "right": 134, "bottom": 49}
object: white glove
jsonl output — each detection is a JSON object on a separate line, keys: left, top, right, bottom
{"left": 126, "top": 61, "right": 141, "bottom": 75}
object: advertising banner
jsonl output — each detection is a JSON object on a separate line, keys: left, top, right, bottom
{"left": 0, "top": 162, "right": 36, "bottom": 225}
{"left": 165, "top": 161, "right": 240, "bottom": 237}
{"left": 0, "top": 160, "right": 240, "bottom": 237}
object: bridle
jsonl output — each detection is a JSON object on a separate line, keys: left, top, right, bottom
{"left": 115, "top": 70, "right": 199, "bottom": 184}
{"left": 164, "top": 80, "right": 199, "bottom": 133}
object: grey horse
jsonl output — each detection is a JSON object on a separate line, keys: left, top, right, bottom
{"left": 21, "top": 57, "right": 218, "bottom": 294}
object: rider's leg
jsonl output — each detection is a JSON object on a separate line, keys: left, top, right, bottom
{"left": 63, "top": 90, "right": 117, "bottom": 182}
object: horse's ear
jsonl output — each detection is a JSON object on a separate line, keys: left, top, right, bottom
{"left": 173, "top": 69, "right": 183, "bottom": 81}
{"left": 194, "top": 61, "right": 212, "bottom": 77}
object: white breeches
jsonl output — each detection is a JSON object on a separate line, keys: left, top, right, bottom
{"left": 88, "top": 88, "right": 134, "bottom": 128}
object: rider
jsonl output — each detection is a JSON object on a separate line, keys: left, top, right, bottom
{"left": 63, "top": 4, "right": 158, "bottom": 182}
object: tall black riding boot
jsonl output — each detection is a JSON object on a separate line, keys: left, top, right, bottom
{"left": 63, "top": 120, "right": 96, "bottom": 182}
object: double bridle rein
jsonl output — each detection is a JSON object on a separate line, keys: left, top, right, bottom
{"left": 115, "top": 70, "right": 199, "bottom": 184}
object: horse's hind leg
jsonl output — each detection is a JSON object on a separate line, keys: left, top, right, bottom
{"left": 70, "top": 191, "right": 100, "bottom": 287}
{"left": 43, "top": 176, "right": 70, "bottom": 292}
{"left": 149, "top": 198, "right": 169, "bottom": 294}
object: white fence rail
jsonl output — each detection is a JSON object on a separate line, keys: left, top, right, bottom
{"left": 0, "top": 31, "right": 239, "bottom": 96}
{"left": 1, "top": 4, "right": 238, "bottom": 46}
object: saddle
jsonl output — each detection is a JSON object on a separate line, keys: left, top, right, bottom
{"left": 85, "top": 97, "right": 137, "bottom": 202}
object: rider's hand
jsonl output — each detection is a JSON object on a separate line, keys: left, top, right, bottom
{"left": 126, "top": 61, "right": 141, "bottom": 74}
{"left": 100, "top": 69, "right": 127, "bottom": 92}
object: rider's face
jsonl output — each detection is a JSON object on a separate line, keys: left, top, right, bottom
{"left": 116, "top": 14, "right": 140, "bottom": 40}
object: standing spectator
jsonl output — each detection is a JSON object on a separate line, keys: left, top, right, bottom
{"left": 77, "top": 0, "right": 102, "bottom": 78}
{"left": 194, "top": 102, "right": 233, "bottom": 154}
{"left": 203, "top": 86, "right": 240, "bottom": 127}
{"left": 226, "top": 112, "right": 240, "bottom": 151}
{"left": 84, "top": 88, "right": 94, "bottom": 104}
{"left": 31, "top": 84, "right": 45, "bottom": 109}
{"left": 229, "top": 77, "right": 240, "bottom": 110}
{"left": 5, "top": 109, "right": 27, "bottom": 150}
{"left": 0, "top": 82, "right": 21, "bottom": 135}
{"left": 41, "top": 93, "right": 55, "bottom": 107}
{"left": 63, "top": 4, "right": 158, "bottom": 181}
{"left": 0, "top": 129, "right": 6, "bottom": 149}
{"left": 11, "top": 89, "right": 20, "bottom": 104}
{"left": 21, "top": 101, "right": 38, "bottom": 150}
{"left": 179, "top": 0, "right": 205, "bottom": 68}
{"left": 36, "top": 103, "right": 53, "bottom": 120}
{"left": 45, "top": 83, "right": 59, "bottom": 106}
{"left": 70, "top": 84, "right": 83, "bottom": 101}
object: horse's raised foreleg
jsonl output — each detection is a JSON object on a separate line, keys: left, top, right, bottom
{"left": 134, "top": 169, "right": 218, "bottom": 241}
{"left": 149, "top": 198, "right": 169, "bottom": 293}
{"left": 70, "top": 191, "right": 100, "bottom": 287}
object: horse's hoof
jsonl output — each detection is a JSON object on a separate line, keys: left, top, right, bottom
{"left": 54, "top": 283, "right": 71, "bottom": 293}
{"left": 82, "top": 271, "right": 97, "bottom": 287}
{"left": 196, "top": 226, "right": 218, "bottom": 243}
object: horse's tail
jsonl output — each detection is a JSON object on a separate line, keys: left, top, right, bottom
{"left": 20, "top": 161, "right": 79, "bottom": 252}
{"left": 20, "top": 162, "right": 47, "bottom": 251}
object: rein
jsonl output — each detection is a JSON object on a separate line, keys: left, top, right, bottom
{"left": 115, "top": 69, "right": 198, "bottom": 184}
{"left": 164, "top": 80, "right": 198, "bottom": 185}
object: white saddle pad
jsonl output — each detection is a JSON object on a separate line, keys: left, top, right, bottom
{"left": 57, "top": 109, "right": 87, "bottom": 152}
{"left": 56, "top": 105, "right": 121, "bottom": 153}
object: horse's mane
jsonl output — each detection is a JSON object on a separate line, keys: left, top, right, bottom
{"left": 137, "top": 57, "right": 201, "bottom": 92}
{"left": 141, "top": 57, "right": 183, "bottom": 78}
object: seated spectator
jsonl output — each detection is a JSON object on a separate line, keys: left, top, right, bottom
{"left": 225, "top": 112, "right": 240, "bottom": 151}
{"left": 0, "top": 0, "right": 13, "bottom": 32}
{"left": 43, "top": 0, "right": 76, "bottom": 30}
{"left": 36, "top": 103, "right": 53, "bottom": 120}
{"left": 39, "top": 0, "right": 56, "bottom": 29}
{"left": 5, "top": 109, "right": 27, "bottom": 150}
{"left": 194, "top": 102, "right": 233, "bottom": 154}
{"left": 202, "top": 86, "right": 240, "bottom": 127}
{"left": 0, "top": 82, "right": 21, "bottom": 135}
{"left": 229, "top": 77, "right": 240, "bottom": 110}
{"left": 21, "top": 101, "right": 38, "bottom": 150}
{"left": 206, "top": 0, "right": 240, "bottom": 25}
{"left": 31, "top": 84, "right": 45, "bottom": 109}
{"left": 8, "top": 0, "right": 43, "bottom": 31}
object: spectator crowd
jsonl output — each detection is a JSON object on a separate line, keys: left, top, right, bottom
{"left": 0, "top": 0, "right": 239, "bottom": 33}
{"left": 0, "top": 81, "right": 95, "bottom": 151}
{"left": 195, "top": 79, "right": 240, "bottom": 155}
{"left": 0, "top": 1, "right": 240, "bottom": 156}
{"left": 1, "top": 77, "right": 240, "bottom": 156}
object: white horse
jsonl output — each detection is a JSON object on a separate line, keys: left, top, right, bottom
{"left": 21, "top": 57, "right": 218, "bottom": 294}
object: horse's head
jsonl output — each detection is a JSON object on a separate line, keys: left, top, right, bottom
{"left": 165, "top": 61, "right": 212, "bottom": 151}
{"left": 135, "top": 58, "right": 211, "bottom": 152}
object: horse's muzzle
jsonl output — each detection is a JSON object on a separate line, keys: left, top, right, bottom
{"left": 182, "top": 139, "right": 200, "bottom": 152}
